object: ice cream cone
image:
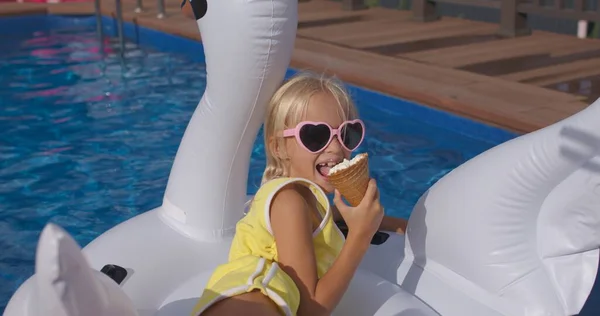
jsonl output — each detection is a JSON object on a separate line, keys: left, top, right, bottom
{"left": 327, "top": 153, "right": 370, "bottom": 207}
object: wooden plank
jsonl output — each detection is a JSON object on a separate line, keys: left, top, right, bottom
{"left": 47, "top": 2, "right": 94, "bottom": 15}
{"left": 303, "top": 19, "right": 455, "bottom": 45}
{"left": 462, "top": 80, "right": 584, "bottom": 106}
{"left": 315, "top": 18, "right": 490, "bottom": 47}
{"left": 298, "top": 8, "right": 364, "bottom": 24}
{"left": 402, "top": 32, "right": 573, "bottom": 67}
{"left": 516, "top": 104, "right": 588, "bottom": 127}
{"left": 291, "top": 37, "right": 586, "bottom": 132}
{"left": 346, "top": 21, "right": 497, "bottom": 49}
{"left": 298, "top": 0, "right": 345, "bottom": 14}
{"left": 403, "top": 32, "right": 554, "bottom": 62}
{"left": 436, "top": 0, "right": 501, "bottom": 8}
{"left": 549, "top": 42, "right": 600, "bottom": 57}
{"left": 293, "top": 37, "right": 480, "bottom": 86}
{"left": 299, "top": 4, "right": 400, "bottom": 23}
{"left": 0, "top": 3, "right": 47, "bottom": 16}
{"left": 298, "top": 19, "right": 407, "bottom": 43}
{"left": 353, "top": 6, "right": 412, "bottom": 20}
{"left": 364, "top": 33, "right": 499, "bottom": 56}
{"left": 460, "top": 49, "right": 600, "bottom": 76}
{"left": 500, "top": 58, "right": 600, "bottom": 86}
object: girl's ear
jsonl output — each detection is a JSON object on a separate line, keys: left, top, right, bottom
{"left": 269, "top": 136, "right": 288, "bottom": 160}
{"left": 268, "top": 136, "right": 281, "bottom": 159}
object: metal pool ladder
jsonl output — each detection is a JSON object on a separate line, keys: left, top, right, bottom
{"left": 93, "top": 0, "right": 124, "bottom": 58}
{"left": 92, "top": 0, "right": 166, "bottom": 58}
{"left": 94, "top": 0, "right": 104, "bottom": 53}
{"left": 115, "top": 0, "right": 125, "bottom": 57}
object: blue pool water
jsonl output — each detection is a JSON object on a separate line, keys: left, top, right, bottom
{"left": 0, "top": 15, "right": 597, "bottom": 315}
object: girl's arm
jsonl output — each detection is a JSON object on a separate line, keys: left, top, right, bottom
{"left": 271, "top": 186, "right": 371, "bottom": 316}
{"left": 332, "top": 205, "right": 407, "bottom": 234}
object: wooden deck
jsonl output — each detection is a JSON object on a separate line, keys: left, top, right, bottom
{"left": 1, "top": 0, "right": 599, "bottom": 133}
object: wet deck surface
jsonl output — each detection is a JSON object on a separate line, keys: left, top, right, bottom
{"left": 1, "top": 0, "right": 599, "bottom": 133}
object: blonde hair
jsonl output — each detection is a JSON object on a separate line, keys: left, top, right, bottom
{"left": 261, "top": 72, "right": 359, "bottom": 185}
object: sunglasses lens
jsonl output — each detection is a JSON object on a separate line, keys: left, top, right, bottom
{"left": 341, "top": 122, "right": 363, "bottom": 150}
{"left": 299, "top": 124, "right": 331, "bottom": 152}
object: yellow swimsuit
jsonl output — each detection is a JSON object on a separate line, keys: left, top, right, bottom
{"left": 191, "top": 177, "right": 346, "bottom": 316}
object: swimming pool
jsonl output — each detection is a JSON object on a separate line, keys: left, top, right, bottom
{"left": 0, "top": 14, "right": 597, "bottom": 315}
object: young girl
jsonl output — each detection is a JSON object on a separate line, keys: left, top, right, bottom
{"left": 191, "top": 73, "right": 408, "bottom": 316}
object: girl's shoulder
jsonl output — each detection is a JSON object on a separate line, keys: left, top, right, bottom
{"left": 254, "top": 177, "right": 304, "bottom": 202}
{"left": 244, "top": 177, "right": 312, "bottom": 234}
{"left": 256, "top": 177, "right": 325, "bottom": 199}
{"left": 252, "top": 177, "right": 329, "bottom": 213}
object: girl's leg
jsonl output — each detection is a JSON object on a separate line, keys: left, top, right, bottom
{"left": 201, "top": 290, "right": 282, "bottom": 316}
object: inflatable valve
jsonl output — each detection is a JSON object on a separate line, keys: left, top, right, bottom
{"left": 100, "top": 264, "right": 128, "bottom": 285}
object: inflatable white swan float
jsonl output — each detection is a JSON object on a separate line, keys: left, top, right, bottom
{"left": 4, "top": 0, "right": 600, "bottom": 314}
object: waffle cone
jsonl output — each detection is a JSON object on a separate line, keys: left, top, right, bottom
{"left": 328, "top": 153, "right": 370, "bottom": 207}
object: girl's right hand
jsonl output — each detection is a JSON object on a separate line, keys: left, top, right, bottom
{"left": 333, "top": 179, "right": 384, "bottom": 240}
